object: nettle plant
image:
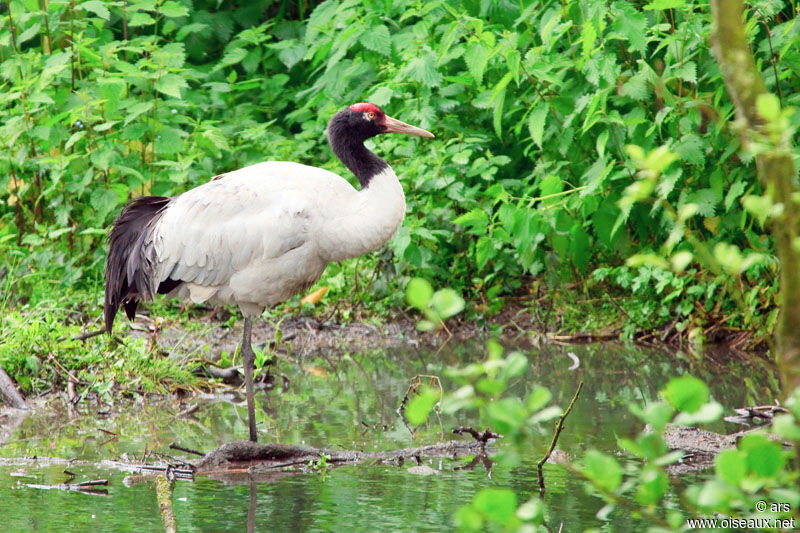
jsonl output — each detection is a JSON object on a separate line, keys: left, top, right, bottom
{"left": 2, "top": 0, "right": 799, "bottom": 337}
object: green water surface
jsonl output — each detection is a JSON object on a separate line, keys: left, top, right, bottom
{"left": 0, "top": 342, "right": 776, "bottom": 531}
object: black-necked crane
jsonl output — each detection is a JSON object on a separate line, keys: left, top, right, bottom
{"left": 104, "top": 103, "right": 434, "bottom": 442}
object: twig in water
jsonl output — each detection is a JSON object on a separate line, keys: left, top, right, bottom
{"left": 537, "top": 381, "right": 584, "bottom": 496}
{"left": 169, "top": 442, "right": 205, "bottom": 457}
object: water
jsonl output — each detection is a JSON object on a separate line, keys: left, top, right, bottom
{"left": 0, "top": 342, "right": 777, "bottom": 531}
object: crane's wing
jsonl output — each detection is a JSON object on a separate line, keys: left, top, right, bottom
{"left": 152, "top": 161, "right": 353, "bottom": 292}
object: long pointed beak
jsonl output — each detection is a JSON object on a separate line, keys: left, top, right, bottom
{"left": 383, "top": 115, "right": 434, "bottom": 138}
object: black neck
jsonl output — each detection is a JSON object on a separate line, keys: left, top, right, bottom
{"left": 328, "top": 112, "right": 389, "bottom": 188}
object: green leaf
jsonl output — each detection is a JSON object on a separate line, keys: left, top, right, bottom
{"left": 368, "top": 86, "right": 393, "bottom": 107}
{"left": 453, "top": 208, "right": 489, "bottom": 235}
{"left": 674, "top": 401, "right": 723, "bottom": 425}
{"left": 487, "top": 397, "right": 526, "bottom": 434}
{"left": 742, "top": 194, "right": 775, "bottom": 227}
{"left": 739, "top": 434, "right": 786, "bottom": 478}
{"left": 583, "top": 450, "right": 622, "bottom": 492}
{"left": 90, "top": 188, "right": 118, "bottom": 217}
{"left": 154, "top": 42, "right": 187, "bottom": 68}
{"left": 97, "top": 78, "right": 126, "bottom": 109}
{"left": 278, "top": 42, "right": 307, "bottom": 70}
{"left": 671, "top": 251, "right": 693, "bottom": 272}
{"left": 715, "top": 449, "right": 747, "bottom": 485}
{"left": 129, "top": 12, "right": 156, "bottom": 27}
{"left": 772, "top": 414, "right": 800, "bottom": 441}
{"left": 155, "top": 73, "right": 189, "bottom": 99}
{"left": 359, "top": 24, "right": 391, "bottom": 56}
{"left": 581, "top": 20, "right": 597, "bottom": 61}
{"left": 154, "top": 127, "right": 185, "bottom": 155}
{"left": 756, "top": 93, "right": 781, "bottom": 122}
{"left": 688, "top": 188, "right": 718, "bottom": 217}
{"left": 670, "top": 61, "right": 697, "bottom": 84}
{"left": 78, "top": 0, "right": 111, "bottom": 20}
{"left": 499, "top": 352, "right": 527, "bottom": 381}
{"left": 406, "top": 278, "right": 433, "bottom": 309}
{"left": 159, "top": 1, "right": 189, "bottom": 17}
{"left": 429, "top": 288, "right": 465, "bottom": 319}
{"left": 123, "top": 101, "right": 154, "bottom": 126}
{"left": 630, "top": 401, "right": 674, "bottom": 432}
{"left": 198, "top": 127, "right": 231, "bottom": 155}
{"left": 17, "top": 23, "right": 41, "bottom": 46}
{"left": 65, "top": 131, "right": 86, "bottom": 151}
{"left": 724, "top": 181, "right": 746, "bottom": 212}
{"left": 516, "top": 498, "right": 544, "bottom": 522}
{"left": 219, "top": 47, "right": 248, "bottom": 68}
{"left": 472, "top": 489, "right": 517, "bottom": 526}
{"left": 644, "top": 0, "right": 686, "bottom": 9}
{"left": 661, "top": 376, "right": 708, "bottom": 414}
{"left": 674, "top": 134, "right": 705, "bottom": 165}
{"left": 613, "top": 5, "right": 647, "bottom": 53}
{"left": 407, "top": 51, "right": 443, "bottom": 87}
{"left": 454, "top": 506, "right": 483, "bottom": 531}
{"left": 539, "top": 174, "right": 563, "bottom": 202}
{"left": 526, "top": 386, "right": 552, "bottom": 412}
{"left": 636, "top": 467, "right": 668, "bottom": 506}
{"left": 475, "top": 236, "right": 495, "bottom": 270}
{"left": 176, "top": 22, "right": 209, "bottom": 41}
{"left": 528, "top": 103, "right": 548, "bottom": 148}
{"left": 404, "top": 387, "right": 439, "bottom": 425}
{"left": 464, "top": 43, "right": 489, "bottom": 85}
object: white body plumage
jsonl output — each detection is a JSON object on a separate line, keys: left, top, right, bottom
{"left": 151, "top": 161, "right": 406, "bottom": 317}
{"left": 105, "top": 103, "right": 433, "bottom": 443}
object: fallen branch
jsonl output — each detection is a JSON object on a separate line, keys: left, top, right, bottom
{"left": 169, "top": 442, "right": 205, "bottom": 457}
{"left": 56, "top": 327, "right": 106, "bottom": 342}
{"left": 537, "top": 380, "right": 584, "bottom": 496}
{"left": 25, "top": 479, "right": 108, "bottom": 496}
{"left": 0, "top": 362, "right": 26, "bottom": 409}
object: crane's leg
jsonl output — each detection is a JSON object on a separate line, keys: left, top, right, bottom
{"left": 241, "top": 317, "right": 258, "bottom": 442}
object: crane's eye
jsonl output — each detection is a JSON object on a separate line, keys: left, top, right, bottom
{"left": 366, "top": 112, "right": 375, "bottom": 120}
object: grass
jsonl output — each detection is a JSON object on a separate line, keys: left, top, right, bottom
{"left": 1, "top": 246, "right": 772, "bottom": 399}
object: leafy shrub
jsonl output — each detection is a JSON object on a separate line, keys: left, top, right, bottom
{"left": 1, "top": 0, "right": 798, "bottom": 339}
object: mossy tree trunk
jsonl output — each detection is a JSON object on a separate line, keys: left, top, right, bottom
{"left": 709, "top": 0, "right": 800, "bottom": 392}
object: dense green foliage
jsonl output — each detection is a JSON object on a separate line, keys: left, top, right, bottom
{"left": 2, "top": 1, "right": 800, "bottom": 376}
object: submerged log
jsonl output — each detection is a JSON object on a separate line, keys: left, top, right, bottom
{"left": 196, "top": 439, "right": 490, "bottom": 476}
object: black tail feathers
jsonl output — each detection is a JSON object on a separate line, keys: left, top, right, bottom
{"left": 104, "top": 196, "right": 171, "bottom": 333}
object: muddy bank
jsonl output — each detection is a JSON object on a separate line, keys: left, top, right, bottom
{"left": 123, "top": 302, "right": 765, "bottom": 368}
{"left": 129, "top": 313, "right": 425, "bottom": 362}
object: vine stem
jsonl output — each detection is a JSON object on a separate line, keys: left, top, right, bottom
{"left": 538, "top": 381, "right": 583, "bottom": 469}
{"left": 537, "top": 380, "right": 583, "bottom": 495}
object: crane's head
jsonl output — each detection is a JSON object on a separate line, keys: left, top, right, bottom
{"left": 328, "top": 103, "right": 434, "bottom": 143}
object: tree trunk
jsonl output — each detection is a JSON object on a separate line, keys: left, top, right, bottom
{"left": 709, "top": 0, "right": 800, "bottom": 392}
